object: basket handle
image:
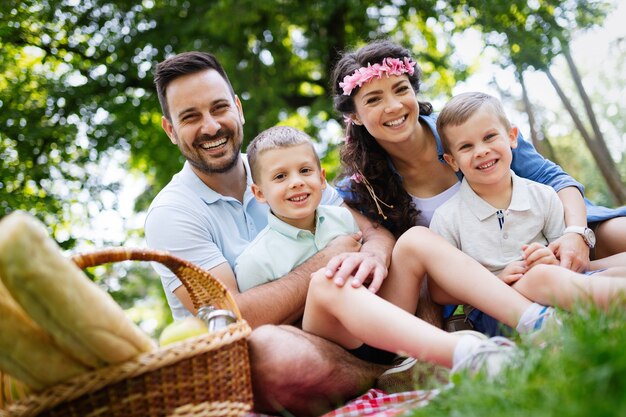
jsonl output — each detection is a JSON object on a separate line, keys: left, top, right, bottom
{"left": 71, "top": 247, "right": 242, "bottom": 318}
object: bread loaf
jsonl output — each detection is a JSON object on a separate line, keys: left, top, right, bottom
{"left": 0, "top": 212, "right": 156, "bottom": 369}
{"left": 0, "top": 279, "right": 89, "bottom": 390}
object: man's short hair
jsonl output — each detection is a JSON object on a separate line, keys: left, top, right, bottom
{"left": 154, "top": 51, "right": 235, "bottom": 121}
{"left": 247, "top": 126, "right": 320, "bottom": 183}
{"left": 437, "top": 92, "right": 512, "bottom": 153}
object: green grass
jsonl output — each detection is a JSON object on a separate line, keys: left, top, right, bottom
{"left": 407, "top": 301, "right": 626, "bottom": 417}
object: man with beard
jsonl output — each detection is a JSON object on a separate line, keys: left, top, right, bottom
{"left": 145, "top": 51, "right": 396, "bottom": 416}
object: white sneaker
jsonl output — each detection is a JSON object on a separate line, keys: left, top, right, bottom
{"left": 524, "top": 306, "right": 560, "bottom": 331}
{"left": 523, "top": 307, "right": 562, "bottom": 347}
{"left": 451, "top": 336, "right": 517, "bottom": 378}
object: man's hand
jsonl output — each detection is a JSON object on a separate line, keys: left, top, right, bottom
{"left": 522, "top": 242, "right": 559, "bottom": 269}
{"left": 324, "top": 251, "right": 388, "bottom": 293}
{"left": 548, "top": 233, "right": 590, "bottom": 272}
{"left": 498, "top": 260, "right": 527, "bottom": 284}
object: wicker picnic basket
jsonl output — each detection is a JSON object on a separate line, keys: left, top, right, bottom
{"left": 0, "top": 248, "right": 253, "bottom": 417}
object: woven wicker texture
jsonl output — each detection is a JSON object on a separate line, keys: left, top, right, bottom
{"left": 1, "top": 248, "right": 253, "bottom": 417}
{"left": 0, "top": 375, "right": 29, "bottom": 410}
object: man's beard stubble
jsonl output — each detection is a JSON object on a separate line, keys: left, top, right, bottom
{"left": 180, "top": 127, "right": 243, "bottom": 174}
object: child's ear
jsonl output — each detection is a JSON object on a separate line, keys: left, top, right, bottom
{"left": 508, "top": 126, "right": 519, "bottom": 149}
{"left": 251, "top": 183, "right": 266, "bottom": 203}
{"left": 320, "top": 167, "right": 327, "bottom": 189}
{"left": 443, "top": 153, "right": 460, "bottom": 172}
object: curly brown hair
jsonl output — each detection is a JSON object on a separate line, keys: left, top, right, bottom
{"left": 331, "top": 40, "right": 433, "bottom": 237}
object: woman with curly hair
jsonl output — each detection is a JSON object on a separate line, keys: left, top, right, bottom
{"left": 330, "top": 39, "right": 626, "bottom": 334}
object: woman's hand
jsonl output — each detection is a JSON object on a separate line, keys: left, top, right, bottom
{"left": 522, "top": 242, "right": 560, "bottom": 269}
{"left": 548, "top": 233, "right": 590, "bottom": 272}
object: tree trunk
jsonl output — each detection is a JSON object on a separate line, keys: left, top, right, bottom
{"left": 540, "top": 126, "right": 560, "bottom": 167}
{"left": 545, "top": 68, "right": 626, "bottom": 205}
{"left": 516, "top": 67, "right": 559, "bottom": 162}
{"left": 563, "top": 48, "right": 619, "bottom": 172}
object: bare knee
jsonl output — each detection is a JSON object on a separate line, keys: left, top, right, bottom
{"left": 249, "top": 325, "right": 330, "bottom": 414}
{"left": 514, "top": 264, "right": 560, "bottom": 300}
{"left": 308, "top": 269, "right": 335, "bottom": 298}
{"left": 395, "top": 226, "right": 432, "bottom": 256}
{"left": 307, "top": 268, "right": 349, "bottom": 307}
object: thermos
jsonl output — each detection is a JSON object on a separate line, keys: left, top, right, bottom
{"left": 196, "top": 305, "right": 237, "bottom": 331}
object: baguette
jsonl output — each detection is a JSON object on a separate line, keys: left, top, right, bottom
{"left": 0, "top": 212, "right": 156, "bottom": 369}
{"left": 0, "top": 279, "right": 89, "bottom": 390}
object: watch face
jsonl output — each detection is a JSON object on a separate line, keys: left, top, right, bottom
{"left": 585, "top": 228, "right": 596, "bottom": 246}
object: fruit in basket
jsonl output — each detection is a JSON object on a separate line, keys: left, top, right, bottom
{"left": 0, "top": 211, "right": 156, "bottom": 370}
{"left": 158, "top": 317, "right": 208, "bottom": 346}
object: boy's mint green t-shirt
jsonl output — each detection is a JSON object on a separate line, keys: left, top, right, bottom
{"left": 235, "top": 205, "right": 358, "bottom": 292}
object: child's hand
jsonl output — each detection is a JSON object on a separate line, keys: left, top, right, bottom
{"left": 522, "top": 242, "right": 559, "bottom": 269}
{"left": 499, "top": 261, "right": 527, "bottom": 284}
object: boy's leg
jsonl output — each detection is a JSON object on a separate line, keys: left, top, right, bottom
{"left": 249, "top": 324, "right": 384, "bottom": 416}
{"left": 394, "top": 227, "right": 533, "bottom": 328}
{"left": 512, "top": 264, "right": 626, "bottom": 310}
{"left": 375, "top": 245, "right": 422, "bottom": 313}
{"left": 589, "top": 251, "right": 626, "bottom": 270}
{"left": 303, "top": 271, "right": 518, "bottom": 384}
{"left": 302, "top": 271, "right": 514, "bottom": 374}
{"left": 303, "top": 270, "right": 458, "bottom": 367}
{"left": 593, "top": 217, "right": 626, "bottom": 259}
{"left": 376, "top": 237, "right": 444, "bottom": 328}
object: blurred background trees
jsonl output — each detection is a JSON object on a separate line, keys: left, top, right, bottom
{"left": 1, "top": 0, "right": 624, "bottom": 332}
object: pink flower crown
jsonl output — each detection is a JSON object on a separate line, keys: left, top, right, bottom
{"left": 339, "top": 57, "right": 417, "bottom": 96}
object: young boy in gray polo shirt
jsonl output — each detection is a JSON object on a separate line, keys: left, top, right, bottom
{"left": 432, "top": 92, "right": 626, "bottom": 332}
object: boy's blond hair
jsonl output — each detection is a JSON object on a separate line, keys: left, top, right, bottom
{"left": 437, "top": 92, "right": 512, "bottom": 153}
{"left": 247, "top": 126, "right": 320, "bottom": 183}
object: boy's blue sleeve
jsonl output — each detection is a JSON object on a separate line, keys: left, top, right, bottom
{"left": 511, "top": 132, "right": 584, "bottom": 195}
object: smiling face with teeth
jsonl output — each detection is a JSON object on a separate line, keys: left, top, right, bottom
{"left": 350, "top": 74, "right": 419, "bottom": 148}
{"left": 161, "top": 69, "right": 245, "bottom": 177}
{"left": 442, "top": 105, "right": 518, "bottom": 196}
{"left": 250, "top": 143, "right": 326, "bottom": 232}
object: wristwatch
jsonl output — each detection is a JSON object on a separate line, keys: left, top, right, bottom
{"left": 563, "top": 226, "right": 596, "bottom": 249}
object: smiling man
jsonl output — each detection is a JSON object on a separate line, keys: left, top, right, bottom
{"left": 145, "top": 51, "right": 395, "bottom": 416}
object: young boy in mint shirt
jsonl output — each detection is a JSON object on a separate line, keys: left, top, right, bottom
{"left": 235, "top": 129, "right": 359, "bottom": 291}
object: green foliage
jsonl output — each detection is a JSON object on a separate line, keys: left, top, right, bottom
{"left": 548, "top": 133, "right": 615, "bottom": 207}
{"left": 3, "top": 0, "right": 613, "bottom": 235}
{"left": 408, "top": 301, "right": 626, "bottom": 417}
{"left": 446, "top": 0, "right": 611, "bottom": 70}
{"left": 1, "top": 0, "right": 467, "bottom": 229}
